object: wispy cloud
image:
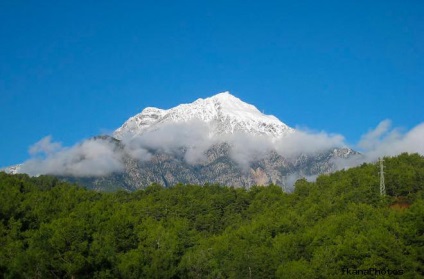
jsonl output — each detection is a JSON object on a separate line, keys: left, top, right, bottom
{"left": 21, "top": 137, "right": 125, "bottom": 177}
{"left": 357, "top": 120, "right": 424, "bottom": 161}
{"left": 275, "top": 129, "right": 346, "bottom": 157}
{"left": 333, "top": 120, "right": 424, "bottom": 170}
{"left": 28, "top": 135, "right": 62, "bottom": 156}
{"left": 18, "top": 119, "right": 424, "bottom": 178}
{"left": 122, "top": 120, "right": 217, "bottom": 164}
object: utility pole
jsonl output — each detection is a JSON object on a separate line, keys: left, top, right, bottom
{"left": 379, "top": 157, "right": 386, "bottom": 196}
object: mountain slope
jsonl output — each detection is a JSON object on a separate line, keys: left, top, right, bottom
{"left": 114, "top": 92, "right": 294, "bottom": 139}
{"left": 4, "top": 92, "right": 360, "bottom": 190}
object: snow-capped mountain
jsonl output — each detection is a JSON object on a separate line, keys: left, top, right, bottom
{"left": 114, "top": 92, "right": 294, "bottom": 139}
{"left": 78, "top": 92, "right": 357, "bottom": 190}
{"left": 3, "top": 91, "right": 360, "bottom": 191}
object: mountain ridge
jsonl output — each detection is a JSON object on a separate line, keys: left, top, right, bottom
{"left": 114, "top": 92, "right": 294, "bottom": 140}
{"left": 2, "top": 91, "right": 360, "bottom": 190}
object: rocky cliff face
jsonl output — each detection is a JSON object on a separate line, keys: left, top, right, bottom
{"left": 61, "top": 138, "right": 358, "bottom": 191}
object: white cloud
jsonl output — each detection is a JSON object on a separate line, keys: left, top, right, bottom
{"left": 359, "top": 121, "right": 424, "bottom": 161}
{"left": 224, "top": 133, "right": 274, "bottom": 169}
{"left": 28, "top": 135, "right": 62, "bottom": 156}
{"left": 333, "top": 120, "right": 424, "bottom": 170}
{"left": 21, "top": 137, "right": 124, "bottom": 177}
{"left": 357, "top": 119, "right": 394, "bottom": 150}
{"left": 274, "top": 130, "right": 346, "bottom": 157}
{"left": 18, "top": 119, "right": 424, "bottom": 179}
{"left": 122, "top": 120, "right": 217, "bottom": 164}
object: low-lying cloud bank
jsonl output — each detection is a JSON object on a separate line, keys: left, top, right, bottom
{"left": 18, "top": 120, "right": 424, "bottom": 178}
{"left": 20, "top": 136, "right": 125, "bottom": 177}
{"left": 358, "top": 120, "right": 424, "bottom": 160}
{"left": 333, "top": 120, "right": 424, "bottom": 170}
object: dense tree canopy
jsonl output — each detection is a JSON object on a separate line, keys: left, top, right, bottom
{"left": 0, "top": 153, "right": 423, "bottom": 278}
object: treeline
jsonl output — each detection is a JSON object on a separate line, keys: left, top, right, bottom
{"left": 0, "top": 153, "right": 423, "bottom": 278}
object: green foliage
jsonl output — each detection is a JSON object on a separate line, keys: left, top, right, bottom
{"left": 0, "top": 153, "right": 423, "bottom": 278}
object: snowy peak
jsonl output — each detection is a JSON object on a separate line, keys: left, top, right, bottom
{"left": 114, "top": 92, "right": 294, "bottom": 139}
{"left": 113, "top": 107, "right": 165, "bottom": 139}
{"left": 204, "top": 91, "right": 282, "bottom": 124}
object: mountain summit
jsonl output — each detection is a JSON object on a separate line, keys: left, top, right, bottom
{"left": 114, "top": 92, "right": 294, "bottom": 139}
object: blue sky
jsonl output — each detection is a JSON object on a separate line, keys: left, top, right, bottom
{"left": 1, "top": 0, "right": 423, "bottom": 167}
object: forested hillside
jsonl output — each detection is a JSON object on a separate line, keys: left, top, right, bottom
{"left": 1, "top": 153, "right": 423, "bottom": 278}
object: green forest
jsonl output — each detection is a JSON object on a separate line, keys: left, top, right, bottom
{"left": 1, "top": 153, "right": 423, "bottom": 278}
